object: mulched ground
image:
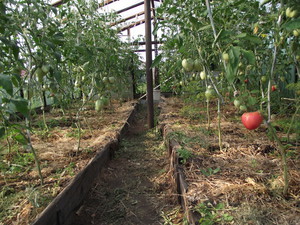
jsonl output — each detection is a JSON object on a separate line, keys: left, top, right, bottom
{"left": 0, "top": 100, "right": 137, "bottom": 225}
{"left": 71, "top": 104, "right": 181, "bottom": 225}
{"left": 159, "top": 96, "right": 300, "bottom": 225}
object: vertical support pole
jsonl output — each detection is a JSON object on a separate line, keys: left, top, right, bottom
{"left": 151, "top": 0, "right": 159, "bottom": 88}
{"left": 144, "top": 0, "right": 154, "bottom": 128}
{"left": 127, "top": 28, "right": 131, "bottom": 42}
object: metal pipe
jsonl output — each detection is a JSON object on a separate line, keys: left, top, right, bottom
{"left": 144, "top": 0, "right": 154, "bottom": 128}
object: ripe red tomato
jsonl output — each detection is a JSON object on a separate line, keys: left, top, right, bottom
{"left": 271, "top": 85, "right": 277, "bottom": 92}
{"left": 244, "top": 79, "right": 249, "bottom": 83}
{"left": 241, "top": 112, "right": 263, "bottom": 130}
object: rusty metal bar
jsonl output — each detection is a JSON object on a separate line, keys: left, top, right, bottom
{"left": 110, "top": 11, "right": 145, "bottom": 26}
{"left": 100, "top": 0, "right": 160, "bottom": 7}
{"left": 116, "top": 2, "right": 144, "bottom": 14}
{"left": 130, "top": 40, "right": 163, "bottom": 45}
{"left": 144, "top": 0, "right": 154, "bottom": 128}
{"left": 133, "top": 49, "right": 157, "bottom": 52}
{"left": 119, "top": 17, "right": 155, "bottom": 32}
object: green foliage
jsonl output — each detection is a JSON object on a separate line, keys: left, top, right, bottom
{"left": 180, "top": 105, "right": 205, "bottom": 121}
{"left": 194, "top": 202, "right": 233, "bottom": 225}
{"left": 200, "top": 167, "right": 221, "bottom": 176}
{"left": 177, "top": 147, "right": 193, "bottom": 164}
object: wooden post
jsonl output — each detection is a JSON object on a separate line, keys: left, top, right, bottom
{"left": 144, "top": 0, "right": 154, "bottom": 128}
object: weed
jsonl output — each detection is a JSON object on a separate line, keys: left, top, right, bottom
{"left": 161, "top": 207, "right": 189, "bottom": 225}
{"left": 65, "top": 128, "right": 86, "bottom": 138}
{"left": 177, "top": 147, "right": 193, "bottom": 164}
{"left": 273, "top": 118, "right": 300, "bottom": 134}
{"left": 167, "top": 130, "right": 208, "bottom": 148}
{"left": 65, "top": 162, "right": 75, "bottom": 176}
{"left": 249, "top": 159, "right": 258, "bottom": 169}
{"left": 180, "top": 105, "right": 205, "bottom": 121}
{"left": 200, "top": 167, "right": 221, "bottom": 176}
{"left": 194, "top": 202, "right": 233, "bottom": 225}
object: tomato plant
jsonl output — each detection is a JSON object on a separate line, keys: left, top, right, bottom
{"left": 155, "top": 0, "right": 299, "bottom": 196}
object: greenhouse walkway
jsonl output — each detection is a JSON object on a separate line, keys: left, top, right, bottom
{"left": 71, "top": 104, "right": 177, "bottom": 225}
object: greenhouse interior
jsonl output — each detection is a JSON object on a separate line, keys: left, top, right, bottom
{"left": 0, "top": 0, "right": 299, "bottom": 224}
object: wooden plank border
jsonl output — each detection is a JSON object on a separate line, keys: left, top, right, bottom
{"left": 32, "top": 102, "right": 140, "bottom": 225}
{"left": 161, "top": 124, "right": 199, "bottom": 225}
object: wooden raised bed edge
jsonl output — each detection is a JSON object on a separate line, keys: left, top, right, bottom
{"left": 32, "top": 102, "right": 140, "bottom": 225}
{"left": 160, "top": 124, "right": 199, "bottom": 225}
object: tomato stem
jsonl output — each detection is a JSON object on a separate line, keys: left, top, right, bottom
{"left": 265, "top": 120, "right": 289, "bottom": 197}
{"left": 217, "top": 98, "right": 222, "bottom": 151}
{"left": 207, "top": 99, "right": 210, "bottom": 130}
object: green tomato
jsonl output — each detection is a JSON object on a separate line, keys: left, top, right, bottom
{"left": 287, "top": 8, "right": 297, "bottom": 18}
{"left": 286, "top": 7, "right": 292, "bottom": 17}
{"left": 261, "top": 76, "right": 267, "bottom": 83}
{"left": 239, "top": 105, "right": 247, "bottom": 112}
{"left": 103, "top": 77, "right": 109, "bottom": 83}
{"left": 290, "top": 10, "right": 297, "bottom": 18}
{"left": 293, "top": 29, "right": 300, "bottom": 37}
{"left": 222, "top": 53, "right": 229, "bottom": 63}
{"left": 234, "top": 99, "right": 241, "bottom": 108}
{"left": 41, "top": 64, "right": 50, "bottom": 74}
{"left": 108, "top": 77, "right": 116, "bottom": 84}
{"left": 205, "top": 88, "right": 214, "bottom": 100}
{"left": 200, "top": 71, "right": 206, "bottom": 80}
{"left": 95, "top": 99, "right": 104, "bottom": 112}
{"left": 181, "top": 58, "right": 194, "bottom": 72}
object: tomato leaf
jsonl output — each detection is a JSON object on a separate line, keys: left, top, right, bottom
{"left": 168, "top": 6, "right": 177, "bottom": 14}
{"left": 157, "top": 7, "right": 163, "bottom": 14}
{"left": 241, "top": 49, "right": 256, "bottom": 65}
{"left": 199, "top": 24, "right": 211, "bottom": 31}
{"left": 11, "top": 43, "right": 19, "bottom": 60}
{"left": 0, "top": 74, "right": 13, "bottom": 96}
{"left": 189, "top": 16, "right": 199, "bottom": 29}
{"left": 151, "top": 54, "right": 162, "bottom": 68}
{"left": 13, "top": 133, "right": 28, "bottom": 145}
{"left": 248, "top": 96, "right": 257, "bottom": 106}
{"left": 225, "top": 65, "right": 235, "bottom": 84}
{"left": 11, "top": 98, "right": 29, "bottom": 118}
{"left": 153, "top": 24, "right": 160, "bottom": 36}
{"left": 236, "top": 34, "right": 262, "bottom": 44}
{"left": 282, "top": 18, "right": 300, "bottom": 31}
{"left": 236, "top": 33, "right": 247, "bottom": 38}
{"left": 11, "top": 74, "right": 21, "bottom": 87}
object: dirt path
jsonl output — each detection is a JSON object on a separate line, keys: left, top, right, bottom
{"left": 71, "top": 104, "right": 178, "bottom": 225}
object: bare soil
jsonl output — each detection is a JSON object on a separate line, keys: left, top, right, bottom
{"left": 71, "top": 104, "right": 181, "bottom": 225}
